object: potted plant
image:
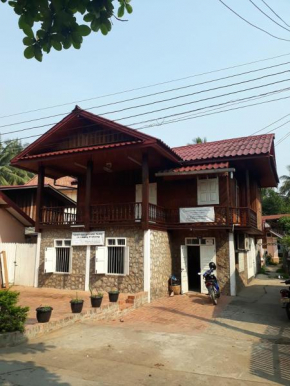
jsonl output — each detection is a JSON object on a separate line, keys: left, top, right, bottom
{"left": 108, "top": 290, "right": 119, "bottom": 303}
{"left": 36, "top": 305, "right": 53, "bottom": 323}
{"left": 89, "top": 286, "right": 103, "bottom": 308}
{"left": 70, "top": 293, "right": 84, "bottom": 313}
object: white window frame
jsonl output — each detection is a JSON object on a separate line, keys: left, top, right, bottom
{"left": 185, "top": 237, "right": 215, "bottom": 246}
{"left": 94, "top": 238, "right": 129, "bottom": 276}
{"left": 197, "top": 177, "right": 219, "bottom": 206}
{"left": 53, "top": 239, "right": 72, "bottom": 274}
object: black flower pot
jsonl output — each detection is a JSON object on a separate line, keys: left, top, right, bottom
{"left": 108, "top": 292, "right": 119, "bottom": 303}
{"left": 70, "top": 300, "right": 84, "bottom": 313}
{"left": 36, "top": 307, "right": 53, "bottom": 323}
{"left": 90, "top": 296, "right": 103, "bottom": 308}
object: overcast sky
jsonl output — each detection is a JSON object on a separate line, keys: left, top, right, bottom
{"left": 1, "top": 0, "right": 290, "bottom": 178}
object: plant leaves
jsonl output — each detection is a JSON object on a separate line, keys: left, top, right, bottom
{"left": 23, "top": 46, "right": 35, "bottom": 59}
{"left": 78, "top": 24, "right": 91, "bottom": 36}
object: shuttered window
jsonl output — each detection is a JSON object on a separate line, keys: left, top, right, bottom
{"left": 197, "top": 178, "right": 219, "bottom": 205}
{"left": 106, "top": 238, "right": 129, "bottom": 275}
{"left": 54, "top": 239, "right": 71, "bottom": 273}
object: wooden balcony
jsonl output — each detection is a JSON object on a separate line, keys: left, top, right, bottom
{"left": 40, "top": 204, "right": 258, "bottom": 230}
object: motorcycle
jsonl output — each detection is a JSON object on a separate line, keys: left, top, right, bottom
{"left": 201, "top": 264, "right": 220, "bottom": 305}
{"left": 280, "top": 278, "right": 290, "bottom": 320}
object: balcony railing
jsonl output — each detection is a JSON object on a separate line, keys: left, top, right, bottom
{"left": 40, "top": 204, "right": 258, "bottom": 229}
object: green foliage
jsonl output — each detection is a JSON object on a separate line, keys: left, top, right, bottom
{"left": 0, "top": 139, "right": 34, "bottom": 185}
{"left": 192, "top": 137, "right": 207, "bottom": 144}
{"left": 280, "top": 166, "right": 290, "bottom": 199}
{"left": 0, "top": 290, "right": 29, "bottom": 333}
{"left": 70, "top": 291, "right": 84, "bottom": 303}
{"left": 261, "top": 188, "right": 290, "bottom": 215}
{"left": 89, "top": 285, "right": 103, "bottom": 297}
{"left": 1, "top": 0, "right": 133, "bottom": 62}
{"left": 36, "top": 306, "right": 53, "bottom": 311}
{"left": 278, "top": 217, "right": 290, "bottom": 234}
{"left": 281, "top": 235, "right": 290, "bottom": 250}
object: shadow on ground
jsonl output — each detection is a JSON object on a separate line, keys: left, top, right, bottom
{"left": 0, "top": 342, "right": 69, "bottom": 385}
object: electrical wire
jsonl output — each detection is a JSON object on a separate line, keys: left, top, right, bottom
{"left": 2, "top": 62, "right": 290, "bottom": 131}
{"left": 2, "top": 52, "right": 290, "bottom": 120}
{"left": 261, "top": 0, "right": 290, "bottom": 28}
{"left": 249, "top": 0, "right": 290, "bottom": 33}
{"left": 251, "top": 112, "right": 290, "bottom": 135}
{"left": 276, "top": 131, "right": 290, "bottom": 145}
{"left": 218, "top": 0, "right": 290, "bottom": 41}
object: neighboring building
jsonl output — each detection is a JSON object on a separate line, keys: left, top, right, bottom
{"left": 0, "top": 191, "right": 34, "bottom": 243}
{"left": 0, "top": 180, "right": 77, "bottom": 223}
{"left": 25, "top": 175, "right": 77, "bottom": 202}
{"left": 262, "top": 214, "right": 290, "bottom": 263}
{"left": 11, "top": 107, "right": 279, "bottom": 300}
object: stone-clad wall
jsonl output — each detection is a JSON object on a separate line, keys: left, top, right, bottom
{"left": 39, "top": 227, "right": 144, "bottom": 293}
{"left": 170, "top": 230, "right": 231, "bottom": 296}
{"left": 89, "top": 227, "right": 144, "bottom": 293}
{"left": 150, "top": 230, "right": 172, "bottom": 300}
{"left": 39, "top": 229, "right": 86, "bottom": 290}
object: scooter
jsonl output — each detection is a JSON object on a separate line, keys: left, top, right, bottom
{"left": 280, "top": 278, "right": 290, "bottom": 320}
{"left": 200, "top": 263, "right": 220, "bottom": 306}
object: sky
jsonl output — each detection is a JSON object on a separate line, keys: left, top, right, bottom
{"left": 1, "top": 0, "right": 290, "bottom": 179}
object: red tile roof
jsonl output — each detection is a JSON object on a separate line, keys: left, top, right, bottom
{"left": 157, "top": 162, "right": 229, "bottom": 175}
{"left": 172, "top": 134, "right": 274, "bottom": 162}
{"left": 21, "top": 140, "right": 142, "bottom": 160}
{"left": 25, "top": 176, "right": 76, "bottom": 188}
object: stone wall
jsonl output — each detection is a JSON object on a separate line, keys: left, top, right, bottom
{"left": 39, "top": 229, "right": 86, "bottom": 290}
{"left": 89, "top": 227, "right": 144, "bottom": 293}
{"left": 39, "top": 227, "right": 144, "bottom": 293}
{"left": 150, "top": 230, "right": 172, "bottom": 300}
{"left": 170, "top": 230, "right": 231, "bottom": 296}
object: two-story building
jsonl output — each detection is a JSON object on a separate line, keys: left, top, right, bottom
{"left": 11, "top": 107, "right": 278, "bottom": 300}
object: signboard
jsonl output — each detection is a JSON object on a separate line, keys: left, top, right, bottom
{"left": 179, "top": 207, "right": 215, "bottom": 223}
{"left": 71, "top": 231, "right": 105, "bottom": 246}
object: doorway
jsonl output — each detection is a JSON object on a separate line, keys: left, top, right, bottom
{"left": 187, "top": 246, "right": 201, "bottom": 291}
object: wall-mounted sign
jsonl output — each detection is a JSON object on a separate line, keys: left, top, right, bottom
{"left": 179, "top": 207, "right": 215, "bottom": 223}
{"left": 71, "top": 231, "right": 105, "bottom": 246}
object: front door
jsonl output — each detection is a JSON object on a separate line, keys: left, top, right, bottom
{"left": 187, "top": 246, "right": 201, "bottom": 291}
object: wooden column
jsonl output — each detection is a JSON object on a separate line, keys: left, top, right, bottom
{"left": 85, "top": 160, "right": 93, "bottom": 231}
{"left": 226, "top": 172, "right": 230, "bottom": 226}
{"left": 35, "top": 165, "right": 44, "bottom": 232}
{"left": 142, "top": 153, "right": 149, "bottom": 230}
{"left": 245, "top": 170, "right": 251, "bottom": 208}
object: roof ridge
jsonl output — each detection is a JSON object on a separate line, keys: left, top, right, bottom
{"left": 172, "top": 133, "right": 275, "bottom": 150}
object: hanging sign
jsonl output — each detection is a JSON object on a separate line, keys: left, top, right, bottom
{"left": 179, "top": 207, "right": 215, "bottom": 223}
{"left": 71, "top": 231, "right": 105, "bottom": 246}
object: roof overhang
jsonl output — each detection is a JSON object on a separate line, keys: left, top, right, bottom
{"left": 0, "top": 191, "right": 35, "bottom": 227}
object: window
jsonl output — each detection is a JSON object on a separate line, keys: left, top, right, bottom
{"left": 54, "top": 239, "right": 71, "bottom": 273}
{"left": 44, "top": 239, "right": 72, "bottom": 274}
{"left": 236, "top": 234, "right": 249, "bottom": 251}
{"left": 185, "top": 238, "right": 215, "bottom": 246}
{"left": 95, "top": 238, "right": 129, "bottom": 275}
{"left": 197, "top": 177, "right": 219, "bottom": 205}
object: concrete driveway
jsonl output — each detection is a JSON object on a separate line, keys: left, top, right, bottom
{"left": 1, "top": 276, "right": 290, "bottom": 386}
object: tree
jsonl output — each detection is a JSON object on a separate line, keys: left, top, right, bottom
{"left": 192, "top": 137, "right": 207, "bottom": 144}
{"left": 261, "top": 188, "right": 290, "bottom": 215}
{"left": 1, "top": 0, "right": 133, "bottom": 62}
{"left": 280, "top": 165, "right": 290, "bottom": 199}
{"left": 0, "top": 140, "right": 34, "bottom": 185}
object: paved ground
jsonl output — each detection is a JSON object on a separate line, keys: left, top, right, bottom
{"left": 1, "top": 276, "right": 290, "bottom": 385}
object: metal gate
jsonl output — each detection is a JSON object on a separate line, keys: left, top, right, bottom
{"left": 0, "top": 243, "right": 37, "bottom": 286}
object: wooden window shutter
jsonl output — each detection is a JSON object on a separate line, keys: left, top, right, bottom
{"left": 44, "top": 247, "right": 56, "bottom": 273}
{"left": 124, "top": 247, "right": 130, "bottom": 275}
{"left": 95, "top": 246, "right": 107, "bottom": 274}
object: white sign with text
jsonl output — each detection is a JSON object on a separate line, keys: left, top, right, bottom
{"left": 71, "top": 231, "right": 105, "bottom": 246}
{"left": 179, "top": 207, "right": 215, "bottom": 223}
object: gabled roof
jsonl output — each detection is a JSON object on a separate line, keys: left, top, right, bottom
{"left": 262, "top": 214, "right": 290, "bottom": 221}
{"left": 11, "top": 106, "right": 181, "bottom": 164}
{"left": 0, "top": 191, "right": 34, "bottom": 227}
{"left": 25, "top": 175, "right": 76, "bottom": 188}
{"left": 173, "top": 134, "right": 275, "bottom": 162}
{"left": 156, "top": 162, "right": 230, "bottom": 176}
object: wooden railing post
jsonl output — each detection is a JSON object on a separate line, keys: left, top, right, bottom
{"left": 142, "top": 152, "right": 149, "bottom": 230}
{"left": 85, "top": 160, "right": 93, "bottom": 231}
{"left": 35, "top": 164, "right": 44, "bottom": 232}
{"left": 226, "top": 172, "right": 230, "bottom": 226}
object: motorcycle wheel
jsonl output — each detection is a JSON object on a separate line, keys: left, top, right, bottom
{"left": 208, "top": 287, "right": 217, "bottom": 306}
{"left": 286, "top": 304, "right": 290, "bottom": 320}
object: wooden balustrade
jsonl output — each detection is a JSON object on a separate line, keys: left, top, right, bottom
{"left": 40, "top": 203, "right": 258, "bottom": 229}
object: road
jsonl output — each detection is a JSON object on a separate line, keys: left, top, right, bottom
{"left": 1, "top": 276, "right": 290, "bottom": 385}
